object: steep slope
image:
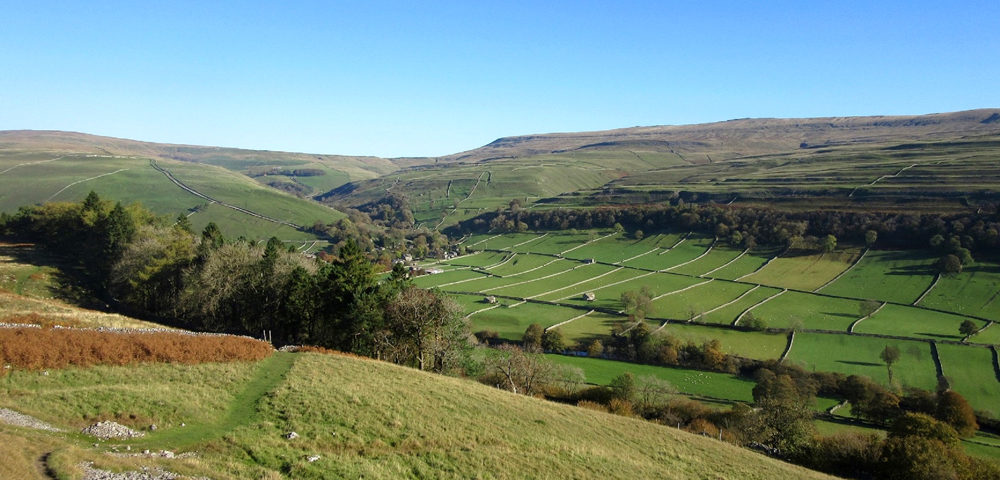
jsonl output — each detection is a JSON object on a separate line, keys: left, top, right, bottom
{"left": 0, "top": 351, "right": 836, "bottom": 479}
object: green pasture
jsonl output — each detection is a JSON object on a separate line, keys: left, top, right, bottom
{"left": 553, "top": 311, "right": 632, "bottom": 344}
{"left": 469, "top": 301, "right": 587, "bottom": 340}
{"left": 750, "top": 291, "right": 862, "bottom": 331}
{"left": 488, "top": 263, "right": 618, "bottom": 299}
{"left": 651, "top": 280, "right": 754, "bottom": 321}
{"left": 476, "top": 232, "right": 546, "bottom": 251}
{"left": 856, "top": 304, "right": 985, "bottom": 341}
{"left": 972, "top": 325, "right": 1000, "bottom": 345}
{"left": 559, "top": 272, "right": 703, "bottom": 310}
{"left": 705, "top": 247, "right": 783, "bottom": 281}
{"left": 920, "top": 259, "right": 1000, "bottom": 321}
{"left": 563, "top": 232, "right": 673, "bottom": 264}
{"left": 700, "top": 285, "right": 785, "bottom": 325}
{"left": 742, "top": 248, "right": 861, "bottom": 291}
{"left": 818, "top": 249, "right": 938, "bottom": 304}
{"left": 484, "top": 252, "right": 556, "bottom": 276}
{"left": 669, "top": 245, "right": 744, "bottom": 277}
{"left": 935, "top": 343, "right": 1000, "bottom": 416}
{"left": 656, "top": 323, "right": 788, "bottom": 361}
{"left": 511, "top": 231, "right": 597, "bottom": 255}
{"left": 624, "top": 234, "right": 715, "bottom": 271}
{"left": 544, "top": 355, "right": 756, "bottom": 403}
{"left": 443, "top": 250, "right": 508, "bottom": 268}
{"left": 187, "top": 204, "right": 319, "bottom": 241}
{"left": 470, "top": 259, "right": 580, "bottom": 292}
{"left": 785, "top": 333, "right": 939, "bottom": 390}
{"left": 412, "top": 269, "right": 484, "bottom": 289}
{"left": 534, "top": 267, "right": 646, "bottom": 302}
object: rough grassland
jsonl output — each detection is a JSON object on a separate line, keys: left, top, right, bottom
{"left": 819, "top": 249, "right": 938, "bottom": 304}
{"left": 786, "top": 333, "right": 939, "bottom": 391}
{"left": 0, "top": 352, "right": 834, "bottom": 479}
{"left": 742, "top": 248, "right": 861, "bottom": 291}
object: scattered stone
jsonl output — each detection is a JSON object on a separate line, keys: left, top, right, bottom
{"left": 0, "top": 408, "right": 63, "bottom": 432}
{"left": 284, "top": 431, "right": 299, "bottom": 440}
{"left": 306, "top": 455, "right": 321, "bottom": 463}
{"left": 81, "top": 421, "right": 145, "bottom": 440}
{"left": 79, "top": 461, "right": 184, "bottom": 480}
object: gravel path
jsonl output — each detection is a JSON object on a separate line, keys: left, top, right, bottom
{"left": 0, "top": 408, "right": 63, "bottom": 432}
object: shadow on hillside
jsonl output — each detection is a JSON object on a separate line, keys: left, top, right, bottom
{"left": 837, "top": 360, "right": 882, "bottom": 367}
{"left": 0, "top": 242, "right": 110, "bottom": 311}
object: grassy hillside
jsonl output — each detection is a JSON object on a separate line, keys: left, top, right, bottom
{"left": 326, "top": 109, "right": 1000, "bottom": 229}
{"left": 0, "top": 130, "right": 402, "bottom": 240}
{"left": 0, "top": 351, "right": 835, "bottom": 479}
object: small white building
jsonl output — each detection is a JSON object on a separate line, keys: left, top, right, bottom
{"left": 583, "top": 292, "right": 596, "bottom": 301}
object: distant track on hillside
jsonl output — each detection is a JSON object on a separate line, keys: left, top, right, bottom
{"left": 150, "top": 159, "right": 305, "bottom": 231}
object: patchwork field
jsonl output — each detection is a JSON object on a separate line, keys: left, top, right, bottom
{"left": 419, "top": 230, "right": 1000, "bottom": 411}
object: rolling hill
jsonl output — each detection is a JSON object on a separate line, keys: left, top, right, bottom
{"left": 0, "top": 350, "right": 836, "bottom": 480}
{"left": 326, "top": 109, "right": 1000, "bottom": 228}
{"left": 0, "top": 131, "right": 400, "bottom": 241}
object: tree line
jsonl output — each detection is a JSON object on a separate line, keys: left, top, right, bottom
{"left": 0, "top": 192, "right": 472, "bottom": 374}
{"left": 448, "top": 202, "right": 1000, "bottom": 268}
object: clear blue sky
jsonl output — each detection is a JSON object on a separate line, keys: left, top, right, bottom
{"left": 2, "top": 1, "right": 998, "bottom": 158}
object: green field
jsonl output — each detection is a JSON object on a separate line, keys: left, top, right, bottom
{"left": 656, "top": 323, "right": 788, "bottom": 360}
{"left": 856, "top": 304, "right": 986, "bottom": 341}
{"left": 545, "top": 354, "right": 757, "bottom": 403}
{"left": 742, "top": 248, "right": 861, "bottom": 291}
{"left": 705, "top": 247, "right": 783, "bottom": 281}
{"left": 470, "top": 301, "right": 589, "bottom": 340}
{"left": 936, "top": 343, "right": 1000, "bottom": 416}
{"left": 750, "top": 291, "right": 862, "bottom": 331}
{"left": 920, "top": 259, "right": 1000, "bottom": 321}
{"left": 652, "top": 280, "right": 755, "bottom": 321}
{"left": 700, "top": 285, "right": 785, "bottom": 325}
{"left": 669, "top": 245, "right": 745, "bottom": 277}
{"left": 786, "top": 333, "right": 939, "bottom": 391}
{"left": 818, "top": 249, "right": 938, "bottom": 304}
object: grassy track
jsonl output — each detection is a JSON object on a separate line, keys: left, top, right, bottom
{"left": 131, "top": 352, "right": 296, "bottom": 449}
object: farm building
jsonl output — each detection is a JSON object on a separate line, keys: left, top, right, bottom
{"left": 484, "top": 296, "right": 498, "bottom": 304}
{"left": 582, "top": 292, "right": 596, "bottom": 301}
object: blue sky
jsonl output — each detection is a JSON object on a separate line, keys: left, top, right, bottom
{"left": 2, "top": 1, "right": 998, "bottom": 157}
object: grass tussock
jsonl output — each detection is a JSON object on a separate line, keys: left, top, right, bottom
{"left": 0, "top": 328, "right": 272, "bottom": 370}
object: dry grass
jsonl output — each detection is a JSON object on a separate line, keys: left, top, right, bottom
{"left": 0, "top": 328, "right": 272, "bottom": 370}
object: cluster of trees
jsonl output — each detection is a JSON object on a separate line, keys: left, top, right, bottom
{"left": 448, "top": 203, "right": 1000, "bottom": 259}
{"left": 477, "top": 341, "right": 997, "bottom": 480}
{"left": 0, "top": 193, "right": 473, "bottom": 373}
